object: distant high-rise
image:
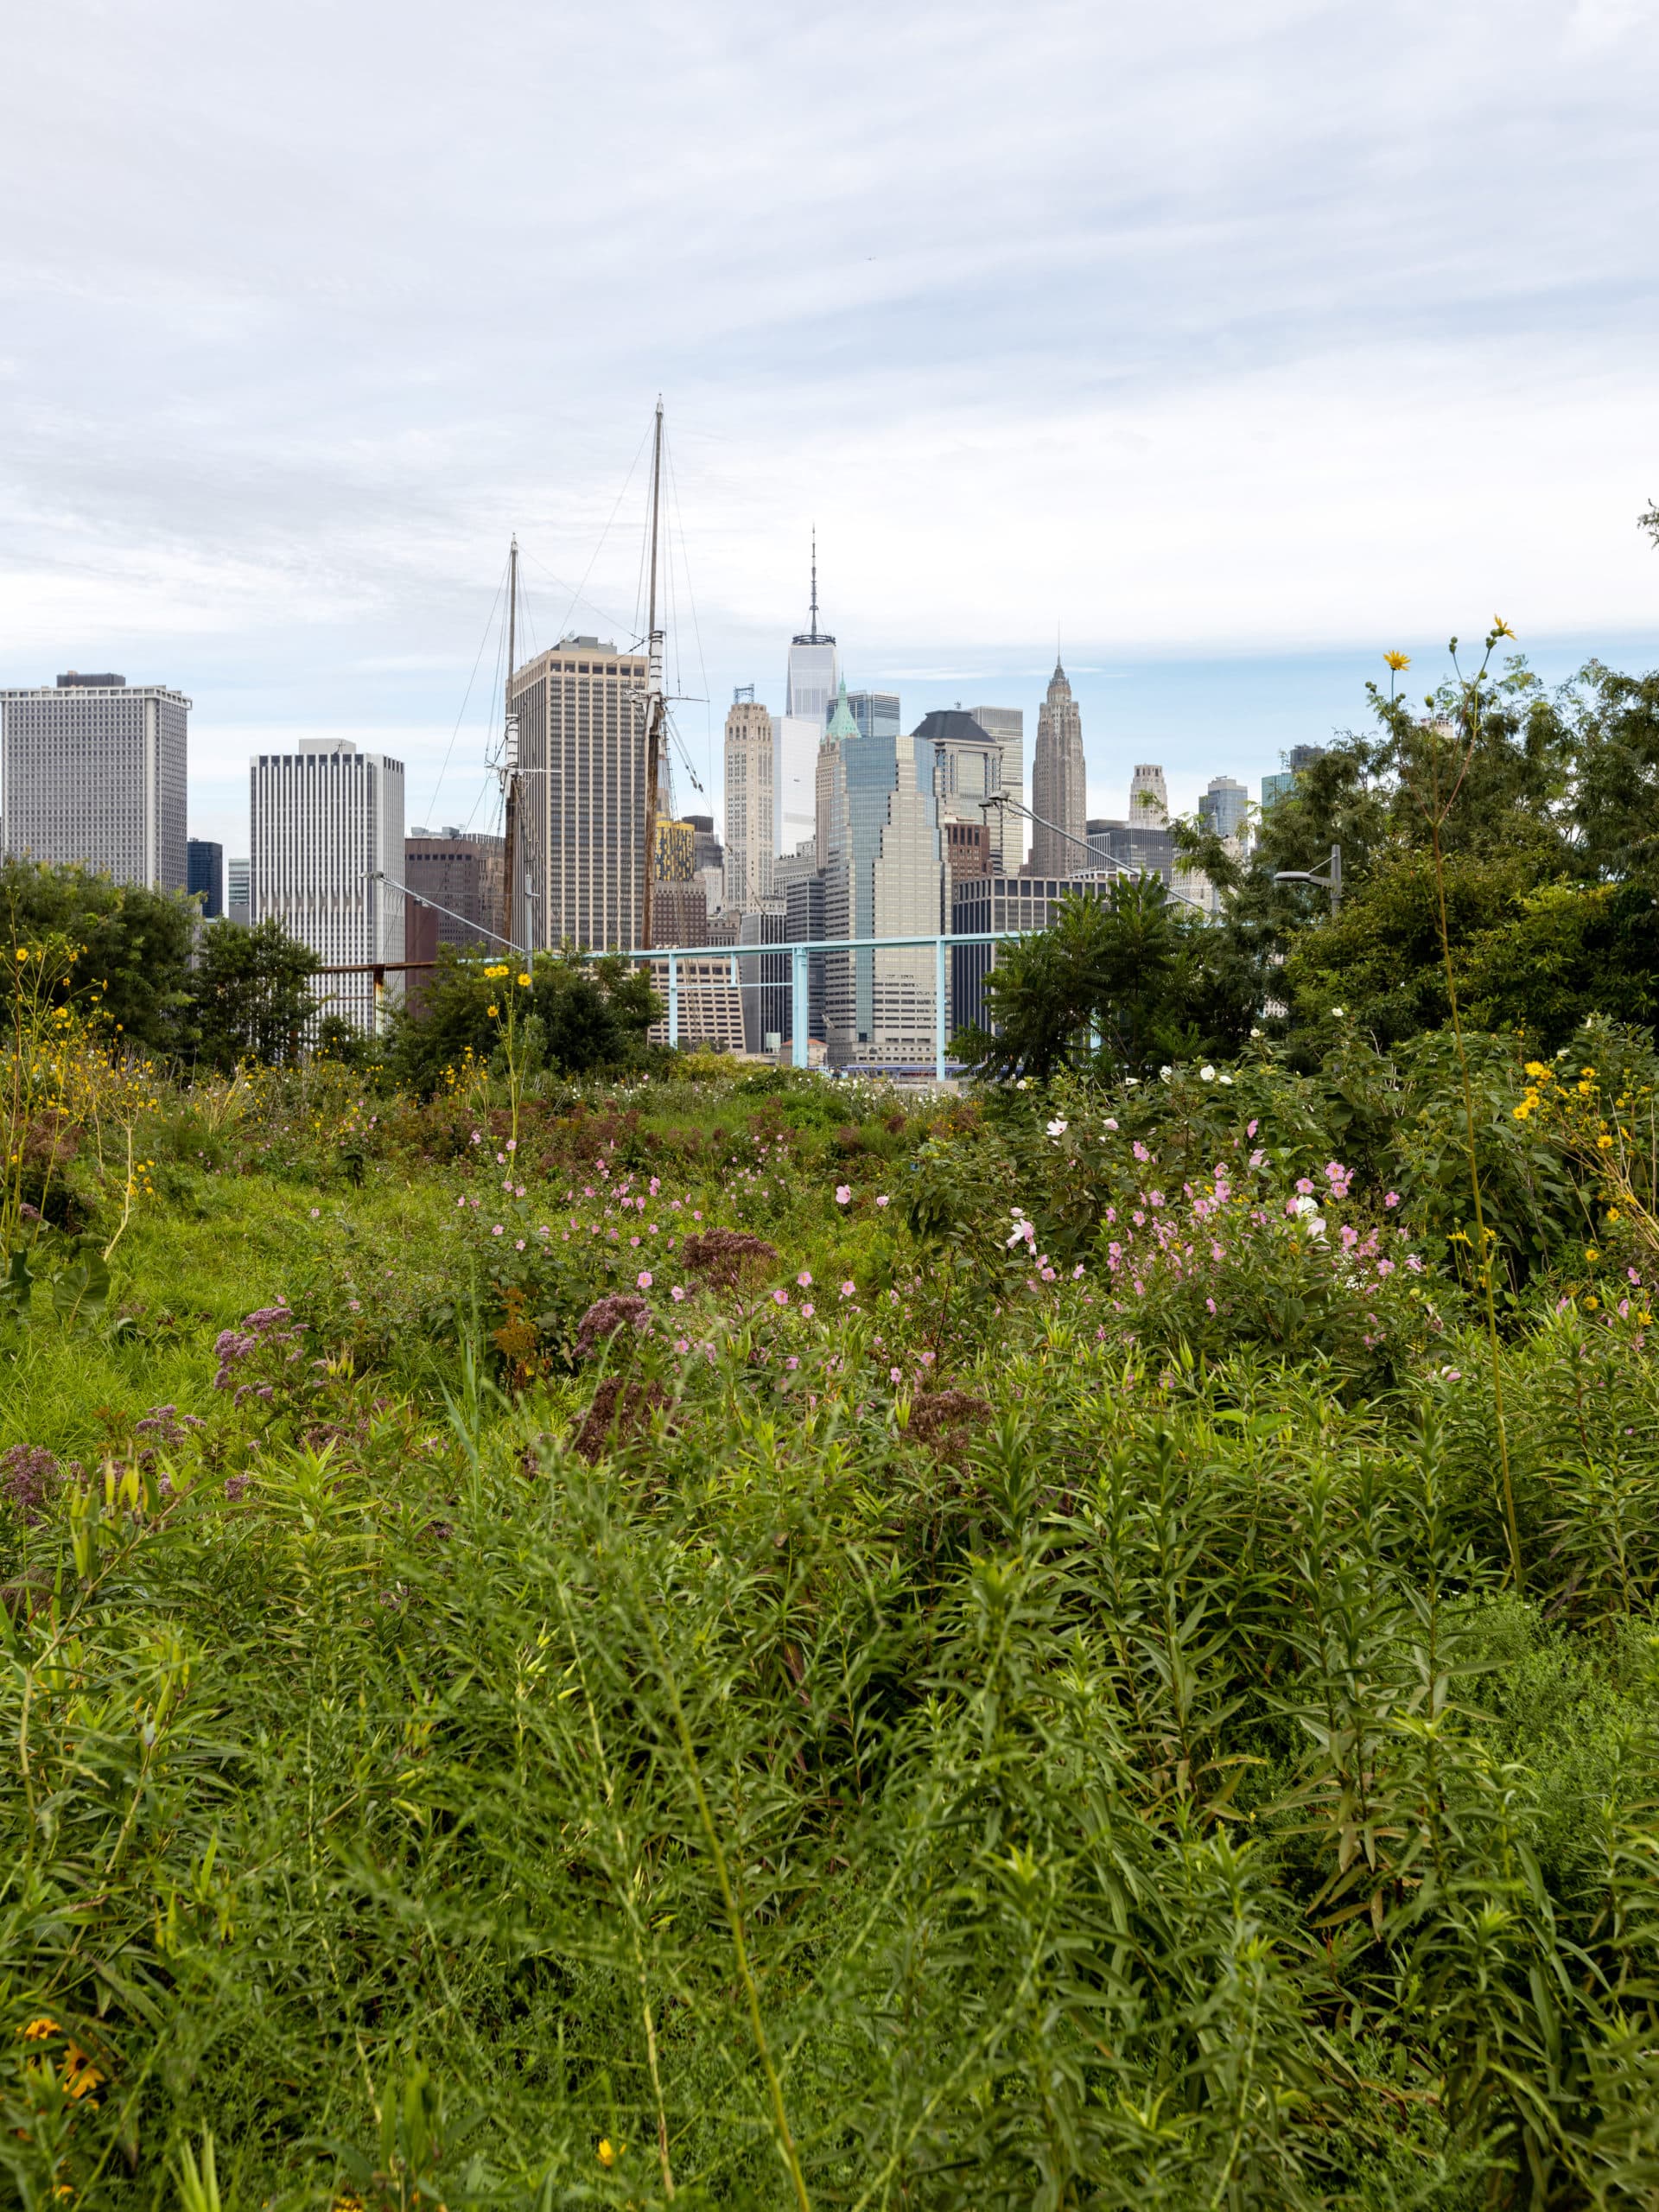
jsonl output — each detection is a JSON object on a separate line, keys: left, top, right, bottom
{"left": 1198, "top": 776, "right": 1249, "bottom": 842}
{"left": 226, "top": 857, "right": 252, "bottom": 926}
{"left": 404, "top": 828, "right": 505, "bottom": 949}
{"left": 1031, "top": 662, "right": 1086, "bottom": 875}
{"left": 821, "top": 709, "right": 947, "bottom": 1068}
{"left": 509, "top": 635, "right": 651, "bottom": 950}
{"left": 723, "top": 693, "right": 775, "bottom": 910}
{"left": 776, "top": 540, "right": 839, "bottom": 855}
{"left": 846, "top": 690, "right": 901, "bottom": 741}
{"left": 0, "top": 671, "right": 189, "bottom": 893}
{"left": 913, "top": 709, "right": 1010, "bottom": 872}
{"left": 188, "top": 838, "right": 224, "bottom": 918}
{"left": 970, "top": 706, "right": 1025, "bottom": 868}
{"left": 1262, "top": 744, "right": 1326, "bottom": 811}
{"left": 656, "top": 819, "right": 696, "bottom": 882}
{"left": 1128, "top": 763, "right": 1169, "bottom": 827}
{"left": 684, "top": 814, "right": 723, "bottom": 875}
{"left": 251, "top": 740, "right": 404, "bottom": 1029}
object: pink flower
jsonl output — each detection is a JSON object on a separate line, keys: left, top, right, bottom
{"left": 1384, "top": 1192, "right": 1401, "bottom": 1208}
{"left": 835, "top": 1185, "right": 852, "bottom": 1205}
{"left": 455, "top": 1195, "right": 466, "bottom": 1208}
{"left": 1246, "top": 1119, "right": 1258, "bottom": 1138}
{"left": 309, "top": 1206, "right": 321, "bottom": 1219}
{"left": 1206, "top": 1297, "right": 1217, "bottom": 1313}
{"left": 1072, "top": 1263, "right": 1085, "bottom": 1279}
{"left": 802, "top": 1302, "right": 815, "bottom": 1317}
{"left": 1103, "top": 1117, "right": 1118, "bottom": 1131}
{"left": 491, "top": 1224, "right": 503, "bottom": 1236}
{"left": 889, "top": 1366, "right": 901, "bottom": 1382}
{"left": 515, "top": 1238, "right": 525, "bottom": 1251}
{"left": 1296, "top": 1178, "right": 1314, "bottom": 1195}
{"left": 1133, "top": 1141, "right": 1151, "bottom": 1163}
{"left": 773, "top": 1288, "right": 789, "bottom": 1306}
{"left": 674, "top": 1337, "right": 690, "bottom": 1354}
{"left": 798, "top": 1270, "right": 812, "bottom": 1287}
{"left": 506, "top": 1138, "right": 518, "bottom": 1153}
{"left": 671, "top": 1285, "right": 686, "bottom": 1302}
{"left": 636, "top": 1270, "right": 652, "bottom": 1288}
{"left": 840, "top": 1280, "right": 855, "bottom": 1297}
{"left": 875, "top": 1194, "right": 890, "bottom": 1208}
{"left": 786, "top": 1355, "right": 799, "bottom": 1370}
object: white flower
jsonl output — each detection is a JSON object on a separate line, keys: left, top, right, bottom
{"left": 1249, "top": 1027, "right": 1262, "bottom": 1039}
{"left": 1125, "top": 1077, "right": 1140, "bottom": 1087}
{"left": 1160, "top": 1065, "right": 1173, "bottom": 1082}
{"left": 1199, "top": 1065, "right": 1215, "bottom": 1083}
{"left": 1046, "top": 1117, "right": 1068, "bottom": 1137}
{"left": 1103, "top": 1116, "right": 1119, "bottom": 1131}
{"left": 1218, "top": 1072, "right": 1234, "bottom": 1086}
{"left": 1308, "top": 1216, "right": 1326, "bottom": 1237}
{"left": 1294, "top": 1194, "right": 1319, "bottom": 1216}
{"left": 1331, "top": 1005, "right": 1347, "bottom": 1019}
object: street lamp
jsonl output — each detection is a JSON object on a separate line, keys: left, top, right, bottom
{"left": 1273, "top": 844, "right": 1343, "bottom": 912}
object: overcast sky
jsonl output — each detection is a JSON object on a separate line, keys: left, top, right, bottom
{"left": 3, "top": 0, "right": 1657, "bottom": 855}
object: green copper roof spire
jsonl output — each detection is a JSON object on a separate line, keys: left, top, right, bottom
{"left": 826, "top": 676, "right": 860, "bottom": 741}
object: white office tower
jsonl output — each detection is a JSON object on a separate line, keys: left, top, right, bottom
{"left": 0, "top": 672, "right": 189, "bottom": 891}
{"left": 509, "top": 635, "right": 652, "bottom": 951}
{"left": 227, "top": 857, "right": 252, "bottom": 925}
{"left": 970, "top": 705, "right": 1025, "bottom": 868}
{"left": 1129, "top": 763, "right": 1170, "bottom": 826}
{"left": 251, "top": 740, "right": 404, "bottom": 1030}
{"left": 723, "top": 691, "right": 775, "bottom": 909}
{"left": 775, "top": 539, "right": 839, "bottom": 855}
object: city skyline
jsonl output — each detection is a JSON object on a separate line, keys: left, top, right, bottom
{"left": 5, "top": 0, "right": 1656, "bottom": 867}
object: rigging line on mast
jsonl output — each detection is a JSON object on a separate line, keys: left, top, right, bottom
{"left": 557, "top": 416, "right": 653, "bottom": 645}
{"left": 420, "top": 552, "right": 509, "bottom": 826}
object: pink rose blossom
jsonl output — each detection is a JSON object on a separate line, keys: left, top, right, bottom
{"left": 637, "top": 1270, "right": 652, "bottom": 1288}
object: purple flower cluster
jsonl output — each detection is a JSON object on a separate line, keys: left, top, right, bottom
{"left": 574, "top": 1294, "right": 652, "bottom": 1361}
{"left": 2, "top": 1444, "right": 57, "bottom": 1527}
{"left": 213, "top": 1302, "right": 302, "bottom": 1402}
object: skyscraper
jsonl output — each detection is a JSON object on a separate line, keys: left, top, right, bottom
{"left": 821, "top": 709, "right": 947, "bottom": 1068}
{"left": 404, "top": 828, "right": 505, "bottom": 949}
{"left": 775, "top": 541, "right": 838, "bottom": 856}
{"left": 723, "top": 692, "right": 775, "bottom": 910}
{"left": 0, "top": 671, "right": 189, "bottom": 892}
{"left": 1030, "top": 661, "right": 1086, "bottom": 875}
{"left": 188, "top": 838, "right": 224, "bottom": 918}
{"left": 1128, "top": 763, "right": 1170, "bottom": 826}
{"left": 509, "top": 634, "right": 651, "bottom": 951}
{"left": 226, "top": 857, "right": 252, "bottom": 926}
{"left": 251, "top": 740, "right": 404, "bottom": 1029}
{"left": 1198, "top": 776, "right": 1249, "bottom": 842}
{"left": 846, "top": 690, "right": 901, "bottom": 741}
{"left": 913, "top": 709, "right": 1009, "bottom": 871}
{"left": 970, "top": 705, "right": 1025, "bottom": 868}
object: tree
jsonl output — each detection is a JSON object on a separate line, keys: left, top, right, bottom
{"left": 388, "top": 945, "right": 660, "bottom": 1096}
{"left": 0, "top": 859, "right": 197, "bottom": 1056}
{"left": 954, "top": 876, "right": 1254, "bottom": 1081}
{"left": 190, "top": 918, "right": 322, "bottom": 1070}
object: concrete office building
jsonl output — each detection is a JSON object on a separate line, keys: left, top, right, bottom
{"left": 1030, "top": 663, "right": 1087, "bottom": 875}
{"left": 188, "top": 838, "right": 224, "bottom": 918}
{"left": 971, "top": 705, "right": 1026, "bottom": 869}
{"left": 0, "top": 672, "right": 188, "bottom": 892}
{"left": 509, "top": 635, "right": 650, "bottom": 951}
{"left": 251, "top": 740, "right": 404, "bottom": 1030}
{"left": 404, "top": 828, "right": 505, "bottom": 949}
{"left": 723, "top": 693, "right": 774, "bottom": 911}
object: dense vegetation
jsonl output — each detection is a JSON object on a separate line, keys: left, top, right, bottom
{"left": 3, "top": 632, "right": 1659, "bottom": 2209}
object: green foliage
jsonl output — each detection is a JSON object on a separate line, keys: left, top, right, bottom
{"left": 389, "top": 946, "right": 659, "bottom": 1096}
{"left": 189, "top": 916, "right": 322, "bottom": 1070}
{"left": 0, "top": 858, "right": 197, "bottom": 1056}
{"left": 955, "top": 876, "right": 1255, "bottom": 1081}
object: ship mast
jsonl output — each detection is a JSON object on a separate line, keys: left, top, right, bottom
{"left": 641, "top": 399, "right": 665, "bottom": 950}
{"left": 499, "top": 534, "right": 520, "bottom": 950}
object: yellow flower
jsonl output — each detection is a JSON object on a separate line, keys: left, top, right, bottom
{"left": 1493, "top": 615, "right": 1516, "bottom": 639}
{"left": 1597, "top": 1134, "right": 1614, "bottom": 1149}
{"left": 1586, "top": 1247, "right": 1599, "bottom": 1262}
{"left": 597, "top": 2139, "right": 620, "bottom": 2168}
{"left": 486, "top": 1005, "right": 499, "bottom": 1018}
{"left": 1383, "top": 650, "right": 1411, "bottom": 671}
{"left": 61, "top": 2045, "right": 103, "bottom": 2099}
{"left": 1584, "top": 1294, "right": 1600, "bottom": 1311}
{"left": 1524, "top": 1061, "right": 1548, "bottom": 1078}
{"left": 17, "top": 2018, "right": 60, "bottom": 2041}
{"left": 517, "top": 972, "right": 531, "bottom": 987}
{"left": 1580, "top": 1066, "right": 1597, "bottom": 1077}
{"left": 15, "top": 947, "right": 28, "bottom": 963}
{"left": 1640, "top": 1313, "right": 1653, "bottom": 1326}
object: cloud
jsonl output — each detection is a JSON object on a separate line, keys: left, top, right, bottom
{"left": 2, "top": 0, "right": 1656, "bottom": 844}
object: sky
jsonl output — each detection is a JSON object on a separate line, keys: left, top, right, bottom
{"left": 3, "top": 0, "right": 1657, "bottom": 861}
